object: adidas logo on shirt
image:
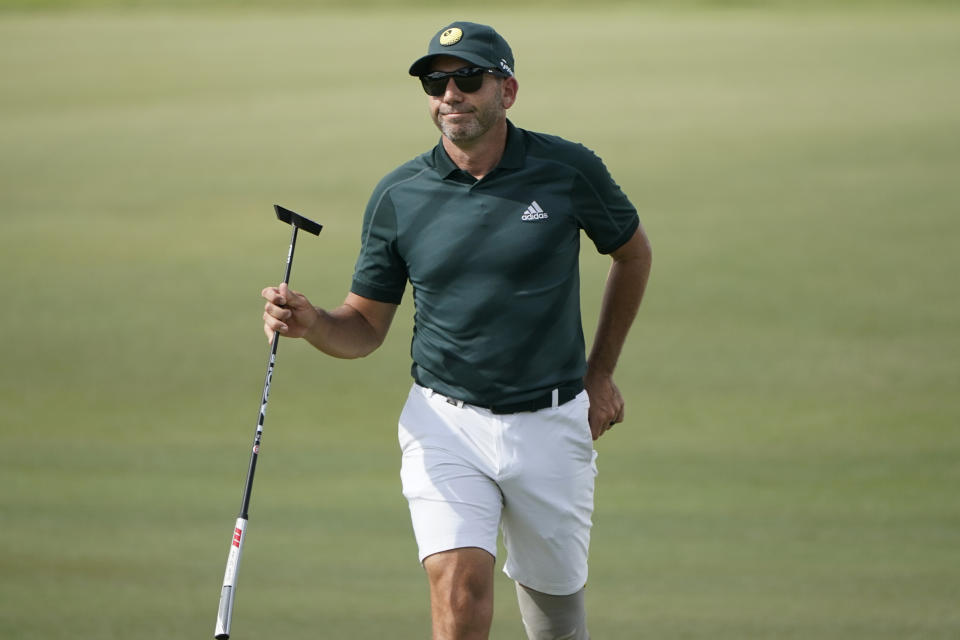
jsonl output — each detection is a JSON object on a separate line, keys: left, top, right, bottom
{"left": 521, "top": 201, "right": 549, "bottom": 221}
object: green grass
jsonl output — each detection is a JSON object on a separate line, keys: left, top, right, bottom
{"left": 2, "top": 5, "right": 959, "bottom": 639}
{"left": 3, "top": 0, "right": 956, "bottom": 12}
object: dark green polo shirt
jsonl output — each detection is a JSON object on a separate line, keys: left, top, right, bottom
{"left": 351, "top": 121, "right": 639, "bottom": 406}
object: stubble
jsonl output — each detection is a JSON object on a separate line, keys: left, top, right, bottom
{"left": 436, "top": 86, "right": 505, "bottom": 144}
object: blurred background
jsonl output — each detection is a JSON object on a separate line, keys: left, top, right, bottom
{"left": 2, "top": 1, "right": 958, "bottom": 638}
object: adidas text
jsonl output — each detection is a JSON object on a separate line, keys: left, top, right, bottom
{"left": 521, "top": 200, "right": 549, "bottom": 221}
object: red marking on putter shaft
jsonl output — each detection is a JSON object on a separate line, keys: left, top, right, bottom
{"left": 232, "top": 528, "right": 242, "bottom": 548}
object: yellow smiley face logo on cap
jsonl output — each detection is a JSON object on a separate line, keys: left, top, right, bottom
{"left": 439, "top": 28, "right": 463, "bottom": 46}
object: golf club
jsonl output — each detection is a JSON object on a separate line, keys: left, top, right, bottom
{"left": 214, "top": 205, "right": 322, "bottom": 640}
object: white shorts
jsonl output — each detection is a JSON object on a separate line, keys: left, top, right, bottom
{"left": 398, "top": 383, "right": 598, "bottom": 596}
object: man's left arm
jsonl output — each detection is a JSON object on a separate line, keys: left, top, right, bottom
{"left": 584, "top": 226, "right": 653, "bottom": 440}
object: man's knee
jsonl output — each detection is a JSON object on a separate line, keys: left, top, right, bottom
{"left": 424, "top": 548, "right": 495, "bottom": 638}
{"left": 515, "top": 583, "right": 589, "bottom": 640}
{"left": 433, "top": 564, "right": 490, "bottom": 614}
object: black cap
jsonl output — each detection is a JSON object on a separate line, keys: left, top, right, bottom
{"left": 408, "top": 21, "right": 514, "bottom": 77}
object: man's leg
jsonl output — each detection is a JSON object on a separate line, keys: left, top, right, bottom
{"left": 497, "top": 393, "right": 596, "bottom": 639}
{"left": 515, "top": 583, "right": 589, "bottom": 640}
{"left": 499, "top": 392, "right": 596, "bottom": 595}
{"left": 423, "top": 547, "right": 496, "bottom": 640}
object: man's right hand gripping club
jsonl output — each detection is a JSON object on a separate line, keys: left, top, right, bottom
{"left": 262, "top": 283, "right": 318, "bottom": 344}
{"left": 261, "top": 284, "right": 398, "bottom": 359}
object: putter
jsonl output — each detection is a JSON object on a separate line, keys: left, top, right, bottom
{"left": 214, "top": 205, "right": 322, "bottom": 640}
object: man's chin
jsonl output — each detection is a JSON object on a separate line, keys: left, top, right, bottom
{"left": 441, "top": 123, "right": 482, "bottom": 144}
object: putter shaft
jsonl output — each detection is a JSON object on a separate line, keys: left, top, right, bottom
{"left": 215, "top": 206, "right": 322, "bottom": 639}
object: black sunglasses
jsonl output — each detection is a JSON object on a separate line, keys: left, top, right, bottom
{"left": 420, "top": 67, "right": 505, "bottom": 97}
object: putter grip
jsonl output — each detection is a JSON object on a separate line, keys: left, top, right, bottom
{"left": 215, "top": 586, "right": 234, "bottom": 639}
{"left": 215, "top": 517, "right": 247, "bottom": 639}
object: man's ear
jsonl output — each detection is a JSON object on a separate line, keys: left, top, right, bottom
{"left": 502, "top": 77, "right": 519, "bottom": 109}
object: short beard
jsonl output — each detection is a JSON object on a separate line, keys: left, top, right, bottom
{"left": 436, "top": 85, "right": 505, "bottom": 145}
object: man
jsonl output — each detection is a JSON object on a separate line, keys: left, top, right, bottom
{"left": 262, "top": 21, "right": 652, "bottom": 640}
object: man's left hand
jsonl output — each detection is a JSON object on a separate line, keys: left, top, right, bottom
{"left": 584, "top": 371, "right": 624, "bottom": 440}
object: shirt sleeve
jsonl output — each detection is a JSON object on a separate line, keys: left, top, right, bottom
{"left": 570, "top": 146, "right": 640, "bottom": 255}
{"left": 350, "top": 185, "right": 407, "bottom": 304}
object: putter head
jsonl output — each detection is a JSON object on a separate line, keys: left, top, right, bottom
{"left": 274, "top": 205, "right": 323, "bottom": 236}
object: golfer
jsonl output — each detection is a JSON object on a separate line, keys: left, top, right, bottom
{"left": 262, "top": 21, "right": 652, "bottom": 640}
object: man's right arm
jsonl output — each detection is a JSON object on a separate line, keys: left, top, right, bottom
{"left": 262, "top": 284, "right": 397, "bottom": 359}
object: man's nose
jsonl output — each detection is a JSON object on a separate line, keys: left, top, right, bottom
{"left": 442, "top": 78, "right": 463, "bottom": 100}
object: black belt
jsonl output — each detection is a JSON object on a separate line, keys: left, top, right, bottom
{"left": 439, "top": 382, "right": 583, "bottom": 415}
